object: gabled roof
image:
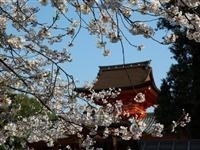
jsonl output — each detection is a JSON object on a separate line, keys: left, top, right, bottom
{"left": 92, "top": 60, "right": 158, "bottom": 91}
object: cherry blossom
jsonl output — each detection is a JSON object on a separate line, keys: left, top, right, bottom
{"left": 171, "top": 109, "right": 191, "bottom": 132}
{"left": 134, "top": 92, "right": 145, "bottom": 103}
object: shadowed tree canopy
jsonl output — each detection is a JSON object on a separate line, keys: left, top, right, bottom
{"left": 155, "top": 1, "right": 200, "bottom": 138}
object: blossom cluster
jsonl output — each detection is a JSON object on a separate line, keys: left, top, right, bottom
{"left": 0, "top": 15, "right": 6, "bottom": 29}
{"left": 7, "top": 37, "right": 25, "bottom": 49}
{"left": 79, "top": 87, "right": 121, "bottom": 104}
{"left": 1, "top": 0, "right": 199, "bottom": 58}
{"left": 171, "top": 109, "right": 191, "bottom": 132}
{"left": 2, "top": 114, "right": 82, "bottom": 146}
{"left": 134, "top": 92, "right": 146, "bottom": 103}
{"left": 0, "top": 95, "right": 12, "bottom": 110}
{"left": 150, "top": 123, "right": 164, "bottom": 137}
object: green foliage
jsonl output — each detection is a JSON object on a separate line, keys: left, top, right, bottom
{"left": 0, "top": 93, "right": 44, "bottom": 129}
{"left": 12, "top": 94, "right": 43, "bottom": 118}
{"left": 48, "top": 112, "right": 59, "bottom": 121}
{"left": 7, "top": 93, "right": 59, "bottom": 121}
{"left": 0, "top": 93, "right": 58, "bottom": 148}
{"left": 0, "top": 136, "right": 27, "bottom": 150}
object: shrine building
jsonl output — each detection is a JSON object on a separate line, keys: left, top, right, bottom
{"left": 77, "top": 60, "right": 159, "bottom": 119}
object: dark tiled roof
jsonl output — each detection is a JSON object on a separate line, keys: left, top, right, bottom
{"left": 92, "top": 60, "right": 156, "bottom": 90}
{"left": 143, "top": 113, "right": 156, "bottom": 134}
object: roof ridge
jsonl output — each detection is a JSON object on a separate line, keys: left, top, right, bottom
{"left": 99, "top": 60, "right": 151, "bottom": 70}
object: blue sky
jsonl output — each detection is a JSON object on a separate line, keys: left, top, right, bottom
{"left": 34, "top": 1, "right": 175, "bottom": 89}
{"left": 66, "top": 28, "right": 174, "bottom": 89}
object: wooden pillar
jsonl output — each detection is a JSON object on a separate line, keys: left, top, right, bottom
{"left": 112, "top": 136, "right": 117, "bottom": 150}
